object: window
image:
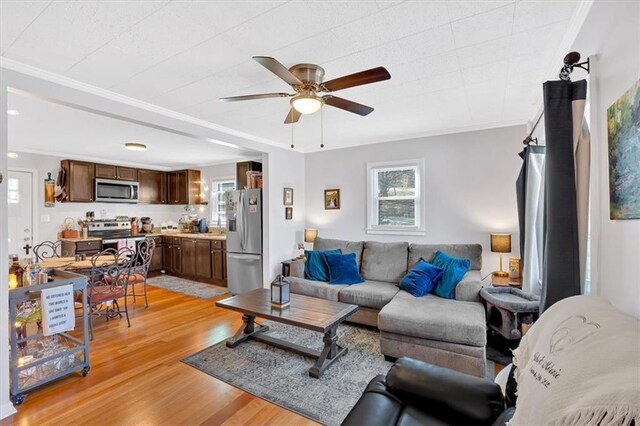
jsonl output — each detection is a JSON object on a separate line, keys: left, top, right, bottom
{"left": 8, "top": 178, "right": 19, "bottom": 204}
{"left": 367, "top": 160, "right": 424, "bottom": 235}
{"left": 210, "top": 179, "right": 235, "bottom": 226}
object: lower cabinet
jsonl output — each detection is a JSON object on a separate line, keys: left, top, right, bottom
{"left": 149, "top": 237, "right": 163, "bottom": 272}
{"left": 158, "top": 236, "right": 226, "bottom": 286}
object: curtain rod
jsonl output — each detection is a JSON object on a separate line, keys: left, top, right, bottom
{"left": 523, "top": 51, "right": 590, "bottom": 146}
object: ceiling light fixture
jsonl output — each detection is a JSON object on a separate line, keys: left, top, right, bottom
{"left": 291, "top": 92, "right": 322, "bottom": 114}
{"left": 7, "top": 110, "right": 19, "bottom": 116}
{"left": 124, "top": 142, "right": 147, "bottom": 151}
{"left": 7, "top": 152, "right": 18, "bottom": 158}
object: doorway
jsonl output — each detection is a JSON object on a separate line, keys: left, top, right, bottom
{"left": 7, "top": 169, "right": 36, "bottom": 259}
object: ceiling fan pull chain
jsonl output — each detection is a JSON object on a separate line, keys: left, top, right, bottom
{"left": 320, "top": 107, "right": 325, "bottom": 149}
{"left": 291, "top": 115, "right": 294, "bottom": 149}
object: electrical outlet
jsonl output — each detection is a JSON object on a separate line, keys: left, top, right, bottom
{"left": 40, "top": 215, "right": 51, "bottom": 223}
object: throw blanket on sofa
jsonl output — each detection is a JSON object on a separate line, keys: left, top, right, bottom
{"left": 510, "top": 295, "right": 639, "bottom": 426}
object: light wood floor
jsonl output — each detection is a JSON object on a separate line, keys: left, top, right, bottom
{"left": 1, "top": 285, "right": 317, "bottom": 426}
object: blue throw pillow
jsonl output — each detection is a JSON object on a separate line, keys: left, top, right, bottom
{"left": 321, "top": 252, "right": 364, "bottom": 285}
{"left": 399, "top": 258, "right": 444, "bottom": 297}
{"left": 431, "top": 251, "right": 471, "bottom": 299}
{"left": 304, "top": 249, "right": 342, "bottom": 281}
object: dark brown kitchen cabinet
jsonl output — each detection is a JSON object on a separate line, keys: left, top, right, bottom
{"left": 167, "top": 169, "right": 202, "bottom": 205}
{"left": 181, "top": 239, "right": 212, "bottom": 279}
{"left": 61, "top": 160, "right": 94, "bottom": 202}
{"left": 211, "top": 242, "right": 224, "bottom": 282}
{"left": 172, "top": 243, "right": 182, "bottom": 274}
{"left": 95, "top": 164, "right": 137, "bottom": 181}
{"left": 149, "top": 237, "right": 163, "bottom": 272}
{"left": 162, "top": 238, "right": 173, "bottom": 272}
{"left": 236, "top": 161, "right": 262, "bottom": 190}
{"left": 138, "top": 169, "right": 166, "bottom": 204}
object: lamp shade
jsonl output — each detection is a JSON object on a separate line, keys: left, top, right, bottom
{"left": 490, "top": 233, "right": 511, "bottom": 253}
{"left": 304, "top": 228, "right": 318, "bottom": 243}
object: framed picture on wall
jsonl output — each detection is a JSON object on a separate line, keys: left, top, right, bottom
{"left": 283, "top": 187, "right": 294, "bottom": 206}
{"left": 285, "top": 207, "right": 293, "bottom": 220}
{"left": 324, "top": 189, "right": 340, "bottom": 210}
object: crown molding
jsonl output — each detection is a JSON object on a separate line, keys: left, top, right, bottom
{"left": 0, "top": 57, "right": 296, "bottom": 152}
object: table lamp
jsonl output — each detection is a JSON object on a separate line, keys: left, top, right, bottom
{"left": 490, "top": 233, "right": 511, "bottom": 278}
{"left": 305, "top": 228, "right": 318, "bottom": 250}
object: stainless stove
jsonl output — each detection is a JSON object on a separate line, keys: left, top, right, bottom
{"left": 87, "top": 219, "right": 133, "bottom": 239}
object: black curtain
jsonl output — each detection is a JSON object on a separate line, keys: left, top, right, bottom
{"left": 539, "top": 80, "right": 586, "bottom": 312}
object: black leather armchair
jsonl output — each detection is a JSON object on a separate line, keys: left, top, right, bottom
{"left": 342, "top": 357, "right": 516, "bottom": 426}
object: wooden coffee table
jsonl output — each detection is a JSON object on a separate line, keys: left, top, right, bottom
{"left": 216, "top": 289, "right": 358, "bottom": 378}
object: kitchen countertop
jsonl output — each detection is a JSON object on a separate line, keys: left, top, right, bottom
{"left": 59, "top": 237, "right": 102, "bottom": 242}
{"left": 58, "top": 233, "right": 226, "bottom": 242}
{"left": 155, "top": 232, "right": 227, "bottom": 241}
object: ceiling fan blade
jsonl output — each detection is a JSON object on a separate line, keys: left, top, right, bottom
{"left": 219, "top": 93, "right": 292, "bottom": 102}
{"left": 253, "top": 56, "right": 303, "bottom": 87}
{"left": 284, "top": 108, "right": 301, "bottom": 124}
{"left": 321, "top": 67, "right": 391, "bottom": 92}
{"left": 323, "top": 95, "right": 374, "bottom": 116}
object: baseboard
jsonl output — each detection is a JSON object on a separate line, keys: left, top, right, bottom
{"left": 0, "top": 401, "right": 17, "bottom": 420}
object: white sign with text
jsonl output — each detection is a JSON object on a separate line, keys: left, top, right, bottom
{"left": 41, "top": 284, "right": 75, "bottom": 336}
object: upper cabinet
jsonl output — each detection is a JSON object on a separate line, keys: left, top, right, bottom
{"left": 138, "top": 169, "right": 166, "bottom": 204}
{"left": 236, "top": 161, "right": 262, "bottom": 190}
{"left": 95, "top": 164, "right": 137, "bottom": 181}
{"left": 61, "top": 160, "right": 94, "bottom": 202}
{"left": 167, "top": 169, "right": 202, "bottom": 205}
{"left": 60, "top": 160, "right": 203, "bottom": 205}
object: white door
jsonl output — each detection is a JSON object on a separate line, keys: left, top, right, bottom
{"left": 7, "top": 170, "right": 34, "bottom": 258}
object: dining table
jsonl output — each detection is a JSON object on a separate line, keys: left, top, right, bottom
{"left": 40, "top": 255, "right": 120, "bottom": 272}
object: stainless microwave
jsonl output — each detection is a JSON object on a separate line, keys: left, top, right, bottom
{"left": 95, "top": 178, "right": 139, "bottom": 203}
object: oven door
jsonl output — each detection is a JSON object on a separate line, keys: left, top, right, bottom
{"left": 95, "top": 179, "right": 139, "bottom": 203}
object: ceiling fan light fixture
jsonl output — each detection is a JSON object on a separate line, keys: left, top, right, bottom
{"left": 291, "top": 93, "right": 322, "bottom": 114}
{"left": 125, "top": 142, "right": 147, "bottom": 151}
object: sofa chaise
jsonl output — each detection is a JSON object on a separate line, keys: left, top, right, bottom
{"left": 287, "top": 237, "right": 488, "bottom": 377}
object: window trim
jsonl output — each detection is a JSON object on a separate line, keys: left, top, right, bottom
{"left": 210, "top": 178, "right": 236, "bottom": 226}
{"left": 366, "top": 159, "right": 425, "bottom": 235}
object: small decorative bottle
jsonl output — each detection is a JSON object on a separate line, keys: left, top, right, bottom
{"left": 8, "top": 255, "right": 23, "bottom": 289}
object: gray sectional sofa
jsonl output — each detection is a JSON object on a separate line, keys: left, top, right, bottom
{"left": 287, "top": 237, "right": 488, "bottom": 377}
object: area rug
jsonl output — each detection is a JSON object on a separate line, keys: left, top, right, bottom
{"left": 147, "top": 275, "right": 227, "bottom": 299}
{"left": 183, "top": 321, "right": 495, "bottom": 425}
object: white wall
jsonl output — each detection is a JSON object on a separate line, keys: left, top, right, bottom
{"left": 263, "top": 149, "right": 306, "bottom": 282}
{"left": 571, "top": 1, "right": 640, "bottom": 318}
{"left": 305, "top": 125, "right": 526, "bottom": 276}
{"left": 7, "top": 152, "right": 186, "bottom": 242}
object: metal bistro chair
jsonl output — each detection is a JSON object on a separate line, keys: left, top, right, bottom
{"left": 33, "top": 240, "right": 62, "bottom": 261}
{"left": 127, "top": 238, "right": 156, "bottom": 308}
{"left": 84, "top": 247, "right": 135, "bottom": 340}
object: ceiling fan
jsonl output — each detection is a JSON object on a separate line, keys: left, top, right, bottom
{"left": 219, "top": 56, "right": 391, "bottom": 124}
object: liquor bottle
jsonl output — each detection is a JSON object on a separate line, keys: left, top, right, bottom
{"left": 8, "top": 255, "right": 23, "bottom": 289}
{"left": 23, "top": 258, "right": 41, "bottom": 286}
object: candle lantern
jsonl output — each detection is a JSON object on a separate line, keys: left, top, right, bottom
{"left": 271, "top": 275, "right": 291, "bottom": 308}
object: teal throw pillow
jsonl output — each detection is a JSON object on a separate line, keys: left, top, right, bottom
{"left": 304, "top": 249, "right": 341, "bottom": 281}
{"left": 432, "top": 251, "right": 471, "bottom": 299}
{"left": 398, "top": 258, "right": 444, "bottom": 297}
{"left": 321, "top": 252, "right": 364, "bottom": 285}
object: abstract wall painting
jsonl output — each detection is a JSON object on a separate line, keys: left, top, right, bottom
{"left": 607, "top": 79, "right": 640, "bottom": 219}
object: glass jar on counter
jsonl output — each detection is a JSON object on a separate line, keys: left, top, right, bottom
{"left": 23, "top": 259, "right": 41, "bottom": 287}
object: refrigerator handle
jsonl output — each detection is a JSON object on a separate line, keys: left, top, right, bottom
{"left": 238, "top": 191, "right": 245, "bottom": 252}
{"left": 242, "top": 191, "right": 249, "bottom": 251}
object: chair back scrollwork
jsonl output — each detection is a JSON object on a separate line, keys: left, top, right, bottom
{"left": 33, "top": 240, "right": 62, "bottom": 261}
{"left": 88, "top": 248, "right": 136, "bottom": 299}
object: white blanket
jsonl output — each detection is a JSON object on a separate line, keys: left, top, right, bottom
{"left": 509, "top": 295, "right": 640, "bottom": 425}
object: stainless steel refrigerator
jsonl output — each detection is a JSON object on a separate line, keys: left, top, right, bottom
{"left": 226, "top": 189, "right": 263, "bottom": 294}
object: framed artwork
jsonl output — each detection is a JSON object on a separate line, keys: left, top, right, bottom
{"left": 283, "top": 187, "right": 294, "bottom": 206}
{"left": 324, "top": 189, "right": 340, "bottom": 210}
{"left": 607, "top": 78, "right": 640, "bottom": 219}
{"left": 285, "top": 207, "right": 293, "bottom": 220}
